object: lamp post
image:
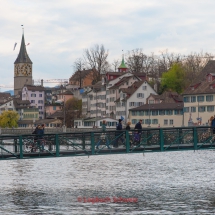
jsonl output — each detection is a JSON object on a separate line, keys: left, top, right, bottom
{"left": 63, "top": 96, "right": 66, "bottom": 132}
{"left": 148, "top": 102, "right": 151, "bottom": 127}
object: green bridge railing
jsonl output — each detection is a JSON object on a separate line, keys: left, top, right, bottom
{"left": 0, "top": 126, "right": 214, "bottom": 160}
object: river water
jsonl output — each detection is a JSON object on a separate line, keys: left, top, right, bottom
{"left": 0, "top": 151, "right": 215, "bottom": 214}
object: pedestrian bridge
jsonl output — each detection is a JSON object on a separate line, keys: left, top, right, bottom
{"left": 0, "top": 126, "right": 214, "bottom": 160}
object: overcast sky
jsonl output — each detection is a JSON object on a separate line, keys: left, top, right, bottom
{"left": 1, "top": 0, "right": 215, "bottom": 91}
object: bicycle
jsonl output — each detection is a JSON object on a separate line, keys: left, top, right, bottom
{"left": 24, "top": 138, "right": 51, "bottom": 153}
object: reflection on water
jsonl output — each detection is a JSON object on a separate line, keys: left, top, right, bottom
{"left": 0, "top": 151, "right": 215, "bottom": 214}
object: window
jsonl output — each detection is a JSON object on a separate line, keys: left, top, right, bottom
{"left": 166, "top": 110, "right": 173, "bottom": 115}
{"left": 53, "top": 106, "right": 56, "bottom": 110}
{"left": 207, "top": 106, "right": 214, "bottom": 112}
{"left": 142, "top": 86, "right": 147, "bottom": 90}
{"left": 159, "top": 110, "right": 165, "bottom": 115}
{"left": 145, "top": 119, "right": 151, "bottom": 125}
{"left": 38, "top": 100, "right": 43, "bottom": 104}
{"left": 39, "top": 94, "right": 43, "bottom": 97}
{"left": 174, "top": 110, "right": 182, "bottom": 115}
{"left": 191, "top": 107, "right": 196, "bottom": 112}
{"left": 183, "top": 107, "right": 189, "bottom": 112}
{"left": 152, "top": 110, "right": 158, "bottom": 116}
{"left": 169, "top": 119, "right": 174, "bottom": 125}
{"left": 152, "top": 119, "right": 158, "bottom": 124}
{"left": 164, "top": 120, "right": 168, "bottom": 125}
{"left": 197, "top": 96, "right": 204, "bottom": 102}
{"left": 149, "top": 100, "right": 154, "bottom": 104}
{"left": 38, "top": 106, "right": 43, "bottom": 110}
{"left": 129, "top": 102, "right": 135, "bottom": 107}
{"left": 198, "top": 106, "right": 205, "bottom": 112}
{"left": 137, "top": 93, "right": 144, "bottom": 98}
{"left": 132, "top": 119, "right": 137, "bottom": 124}
{"left": 206, "top": 95, "right": 213, "bottom": 102}
{"left": 184, "top": 97, "right": 190, "bottom": 102}
{"left": 191, "top": 96, "right": 196, "bottom": 102}
{"left": 31, "top": 100, "right": 35, "bottom": 103}
{"left": 31, "top": 93, "right": 36, "bottom": 97}
{"left": 132, "top": 111, "right": 137, "bottom": 116}
{"left": 139, "top": 111, "right": 144, "bottom": 116}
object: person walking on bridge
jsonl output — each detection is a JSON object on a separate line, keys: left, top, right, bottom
{"left": 96, "top": 120, "right": 111, "bottom": 150}
{"left": 113, "top": 119, "right": 125, "bottom": 148}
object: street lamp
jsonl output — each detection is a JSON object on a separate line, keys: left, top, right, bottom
{"left": 148, "top": 102, "right": 151, "bottom": 127}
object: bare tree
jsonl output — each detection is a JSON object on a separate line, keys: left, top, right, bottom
{"left": 73, "top": 58, "right": 85, "bottom": 72}
{"left": 83, "top": 44, "right": 110, "bottom": 76}
{"left": 112, "top": 59, "right": 120, "bottom": 72}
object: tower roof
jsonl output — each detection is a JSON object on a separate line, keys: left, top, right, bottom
{"left": 14, "top": 33, "right": 32, "bottom": 64}
{"left": 118, "top": 55, "right": 127, "bottom": 69}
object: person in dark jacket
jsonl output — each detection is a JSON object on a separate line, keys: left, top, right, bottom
{"left": 135, "top": 120, "right": 143, "bottom": 133}
{"left": 126, "top": 122, "right": 131, "bottom": 130}
{"left": 211, "top": 116, "right": 215, "bottom": 134}
{"left": 134, "top": 120, "right": 142, "bottom": 145}
{"left": 114, "top": 119, "right": 125, "bottom": 147}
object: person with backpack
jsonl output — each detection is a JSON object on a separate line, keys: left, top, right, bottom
{"left": 113, "top": 119, "right": 125, "bottom": 148}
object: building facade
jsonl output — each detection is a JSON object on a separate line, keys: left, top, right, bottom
{"left": 129, "top": 103, "right": 184, "bottom": 128}
{"left": 22, "top": 85, "right": 45, "bottom": 119}
{"left": 183, "top": 61, "right": 215, "bottom": 126}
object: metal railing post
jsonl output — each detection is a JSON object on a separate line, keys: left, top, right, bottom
{"left": 19, "top": 135, "right": 23, "bottom": 159}
{"left": 159, "top": 128, "right": 164, "bottom": 151}
{"left": 193, "top": 127, "right": 197, "bottom": 151}
{"left": 125, "top": 131, "right": 130, "bottom": 153}
{"left": 82, "top": 133, "right": 85, "bottom": 150}
{"left": 55, "top": 134, "right": 60, "bottom": 157}
{"left": 91, "top": 132, "right": 95, "bottom": 155}
{"left": 14, "top": 138, "right": 17, "bottom": 153}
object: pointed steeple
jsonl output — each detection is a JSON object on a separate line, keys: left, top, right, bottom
{"left": 118, "top": 54, "right": 127, "bottom": 69}
{"left": 14, "top": 33, "right": 32, "bottom": 64}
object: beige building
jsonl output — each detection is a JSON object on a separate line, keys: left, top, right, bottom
{"left": 129, "top": 103, "right": 184, "bottom": 128}
{"left": 183, "top": 61, "right": 215, "bottom": 126}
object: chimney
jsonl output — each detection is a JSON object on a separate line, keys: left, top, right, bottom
{"left": 41, "top": 79, "right": 43, "bottom": 87}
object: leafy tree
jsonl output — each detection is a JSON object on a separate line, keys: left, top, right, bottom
{"left": 0, "top": 111, "right": 19, "bottom": 128}
{"left": 63, "top": 98, "right": 82, "bottom": 127}
{"left": 161, "top": 63, "right": 187, "bottom": 94}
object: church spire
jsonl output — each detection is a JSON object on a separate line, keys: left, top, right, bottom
{"left": 118, "top": 52, "right": 127, "bottom": 72}
{"left": 118, "top": 54, "right": 127, "bottom": 69}
{"left": 14, "top": 33, "right": 32, "bottom": 64}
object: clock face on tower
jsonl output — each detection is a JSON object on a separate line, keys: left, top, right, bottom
{"left": 20, "top": 64, "right": 32, "bottom": 76}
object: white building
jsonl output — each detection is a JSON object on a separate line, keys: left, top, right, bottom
{"left": 117, "top": 80, "right": 157, "bottom": 123}
{"left": 22, "top": 85, "right": 45, "bottom": 119}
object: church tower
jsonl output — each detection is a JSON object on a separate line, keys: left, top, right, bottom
{"left": 118, "top": 54, "right": 128, "bottom": 72}
{"left": 14, "top": 32, "right": 33, "bottom": 95}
